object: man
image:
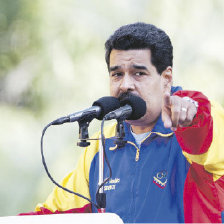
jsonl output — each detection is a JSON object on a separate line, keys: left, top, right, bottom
{"left": 29, "top": 23, "right": 224, "bottom": 223}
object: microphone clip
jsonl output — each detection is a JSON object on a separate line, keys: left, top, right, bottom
{"left": 114, "top": 119, "right": 127, "bottom": 148}
{"left": 77, "top": 120, "right": 91, "bottom": 147}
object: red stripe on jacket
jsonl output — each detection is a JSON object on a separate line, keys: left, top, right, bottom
{"left": 174, "top": 91, "right": 224, "bottom": 223}
{"left": 19, "top": 203, "right": 92, "bottom": 216}
{"left": 184, "top": 163, "right": 223, "bottom": 223}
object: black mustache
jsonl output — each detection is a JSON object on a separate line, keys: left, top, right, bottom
{"left": 118, "top": 92, "right": 138, "bottom": 101}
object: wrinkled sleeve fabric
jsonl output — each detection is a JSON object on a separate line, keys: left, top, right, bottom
{"left": 174, "top": 90, "right": 224, "bottom": 223}
{"left": 174, "top": 90, "right": 224, "bottom": 178}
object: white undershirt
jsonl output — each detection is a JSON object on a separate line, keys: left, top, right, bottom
{"left": 131, "top": 129, "right": 151, "bottom": 148}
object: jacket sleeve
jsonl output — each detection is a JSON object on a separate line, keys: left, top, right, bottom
{"left": 33, "top": 132, "right": 101, "bottom": 214}
{"left": 20, "top": 123, "right": 117, "bottom": 215}
{"left": 174, "top": 90, "right": 224, "bottom": 180}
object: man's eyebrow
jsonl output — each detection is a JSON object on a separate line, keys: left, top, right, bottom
{"left": 133, "top": 65, "right": 148, "bottom": 71}
{"left": 109, "top": 66, "right": 121, "bottom": 72}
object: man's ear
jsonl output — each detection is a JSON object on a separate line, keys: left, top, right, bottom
{"left": 161, "top": 66, "right": 173, "bottom": 92}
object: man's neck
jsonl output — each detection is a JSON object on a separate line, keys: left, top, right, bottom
{"left": 131, "top": 125, "right": 153, "bottom": 134}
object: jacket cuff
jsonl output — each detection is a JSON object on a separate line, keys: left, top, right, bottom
{"left": 173, "top": 90, "right": 213, "bottom": 155}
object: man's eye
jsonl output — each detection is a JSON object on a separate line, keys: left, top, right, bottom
{"left": 112, "top": 72, "right": 123, "bottom": 77}
{"left": 135, "top": 72, "right": 145, "bottom": 76}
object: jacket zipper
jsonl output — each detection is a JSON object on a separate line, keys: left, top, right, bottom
{"left": 135, "top": 148, "right": 140, "bottom": 161}
{"left": 129, "top": 132, "right": 173, "bottom": 162}
{"left": 128, "top": 131, "right": 154, "bottom": 162}
{"left": 134, "top": 132, "right": 152, "bottom": 162}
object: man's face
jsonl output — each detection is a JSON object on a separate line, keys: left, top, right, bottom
{"left": 109, "top": 49, "right": 172, "bottom": 128}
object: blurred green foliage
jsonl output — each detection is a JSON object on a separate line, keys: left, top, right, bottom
{"left": 0, "top": 0, "right": 42, "bottom": 111}
{"left": 0, "top": 0, "right": 223, "bottom": 216}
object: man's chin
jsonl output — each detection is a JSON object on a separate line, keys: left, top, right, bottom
{"left": 125, "top": 114, "right": 159, "bottom": 129}
{"left": 125, "top": 117, "right": 147, "bottom": 127}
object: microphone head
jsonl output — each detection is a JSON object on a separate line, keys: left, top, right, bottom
{"left": 120, "top": 94, "right": 146, "bottom": 120}
{"left": 92, "top": 96, "right": 121, "bottom": 120}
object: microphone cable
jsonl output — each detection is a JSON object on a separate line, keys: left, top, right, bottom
{"left": 95, "top": 117, "right": 113, "bottom": 209}
{"left": 41, "top": 122, "right": 100, "bottom": 210}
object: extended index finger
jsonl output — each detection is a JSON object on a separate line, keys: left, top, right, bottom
{"left": 162, "top": 91, "right": 172, "bottom": 128}
{"left": 163, "top": 91, "right": 171, "bottom": 108}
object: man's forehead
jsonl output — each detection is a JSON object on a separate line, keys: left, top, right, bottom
{"left": 109, "top": 49, "right": 152, "bottom": 68}
{"left": 109, "top": 64, "right": 148, "bottom": 72}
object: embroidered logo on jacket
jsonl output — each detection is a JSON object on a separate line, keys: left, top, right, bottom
{"left": 104, "top": 178, "right": 120, "bottom": 191}
{"left": 153, "top": 170, "right": 168, "bottom": 189}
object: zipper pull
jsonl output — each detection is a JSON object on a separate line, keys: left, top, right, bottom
{"left": 135, "top": 148, "right": 140, "bottom": 161}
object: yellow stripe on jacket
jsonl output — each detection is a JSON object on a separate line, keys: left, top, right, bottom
{"left": 182, "top": 101, "right": 224, "bottom": 181}
{"left": 35, "top": 122, "right": 117, "bottom": 212}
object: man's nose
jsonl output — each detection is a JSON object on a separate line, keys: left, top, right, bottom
{"left": 120, "top": 74, "right": 135, "bottom": 92}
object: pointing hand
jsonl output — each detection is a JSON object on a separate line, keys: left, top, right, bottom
{"left": 162, "top": 91, "right": 198, "bottom": 131}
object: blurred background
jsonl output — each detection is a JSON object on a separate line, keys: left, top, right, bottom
{"left": 0, "top": 0, "right": 223, "bottom": 216}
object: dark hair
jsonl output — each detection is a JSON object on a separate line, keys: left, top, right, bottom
{"left": 105, "top": 22, "right": 173, "bottom": 74}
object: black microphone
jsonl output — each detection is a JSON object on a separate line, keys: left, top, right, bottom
{"left": 104, "top": 94, "right": 146, "bottom": 121}
{"left": 51, "top": 96, "right": 121, "bottom": 125}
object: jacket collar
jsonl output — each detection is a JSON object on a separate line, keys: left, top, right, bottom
{"left": 123, "top": 114, "right": 172, "bottom": 139}
{"left": 123, "top": 85, "right": 183, "bottom": 141}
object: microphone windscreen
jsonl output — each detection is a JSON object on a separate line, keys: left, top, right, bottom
{"left": 92, "top": 96, "right": 121, "bottom": 120}
{"left": 120, "top": 94, "right": 146, "bottom": 120}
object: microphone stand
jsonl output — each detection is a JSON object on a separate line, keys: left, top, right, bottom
{"left": 114, "top": 119, "right": 127, "bottom": 148}
{"left": 96, "top": 119, "right": 127, "bottom": 213}
{"left": 77, "top": 120, "right": 91, "bottom": 147}
{"left": 97, "top": 140, "right": 106, "bottom": 213}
